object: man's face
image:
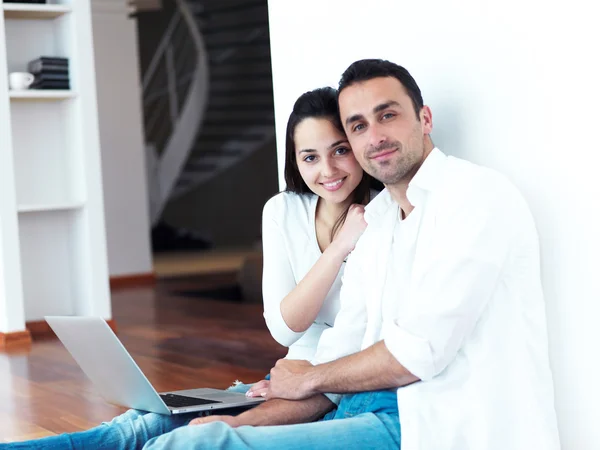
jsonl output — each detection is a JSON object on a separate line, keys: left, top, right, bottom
{"left": 338, "top": 77, "right": 432, "bottom": 185}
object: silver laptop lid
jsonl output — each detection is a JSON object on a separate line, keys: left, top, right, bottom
{"left": 45, "top": 316, "right": 171, "bottom": 415}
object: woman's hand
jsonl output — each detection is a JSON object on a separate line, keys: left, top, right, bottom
{"left": 189, "top": 415, "right": 240, "bottom": 427}
{"left": 246, "top": 379, "right": 271, "bottom": 398}
{"left": 330, "top": 204, "right": 367, "bottom": 258}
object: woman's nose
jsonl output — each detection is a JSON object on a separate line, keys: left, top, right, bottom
{"left": 321, "top": 158, "right": 338, "bottom": 178}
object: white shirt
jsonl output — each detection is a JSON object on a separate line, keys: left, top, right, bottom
{"left": 313, "top": 148, "right": 561, "bottom": 450}
{"left": 261, "top": 192, "right": 343, "bottom": 361}
{"left": 383, "top": 206, "right": 420, "bottom": 321}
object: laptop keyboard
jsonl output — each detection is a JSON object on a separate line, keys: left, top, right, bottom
{"left": 160, "top": 393, "right": 222, "bottom": 408}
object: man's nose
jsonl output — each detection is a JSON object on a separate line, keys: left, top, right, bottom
{"left": 367, "top": 123, "right": 387, "bottom": 149}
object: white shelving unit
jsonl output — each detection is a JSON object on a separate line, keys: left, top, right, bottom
{"left": 9, "top": 89, "right": 77, "bottom": 100}
{"left": 0, "top": 0, "right": 111, "bottom": 337}
{"left": 3, "top": 3, "right": 72, "bottom": 19}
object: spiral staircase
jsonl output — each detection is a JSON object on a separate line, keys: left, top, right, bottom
{"left": 137, "top": 0, "right": 275, "bottom": 226}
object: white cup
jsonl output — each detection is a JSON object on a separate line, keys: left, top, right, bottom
{"left": 9, "top": 72, "right": 35, "bottom": 90}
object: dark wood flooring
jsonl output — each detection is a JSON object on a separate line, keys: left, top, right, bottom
{"left": 0, "top": 273, "right": 286, "bottom": 442}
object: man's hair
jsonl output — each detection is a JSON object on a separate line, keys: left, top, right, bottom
{"left": 338, "top": 59, "right": 424, "bottom": 118}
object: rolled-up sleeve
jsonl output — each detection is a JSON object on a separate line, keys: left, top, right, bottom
{"left": 261, "top": 199, "right": 305, "bottom": 347}
{"left": 383, "top": 188, "right": 516, "bottom": 381}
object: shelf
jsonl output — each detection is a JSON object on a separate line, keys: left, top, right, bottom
{"left": 9, "top": 90, "right": 76, "bottom": 101}
{"left": 3, "top": 3, "right": 72, "bottom": 20}
{"left": 18, "top": 202, "right": 84, "bottom": 213}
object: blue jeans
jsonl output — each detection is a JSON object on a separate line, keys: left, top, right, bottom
{"left": 2, "top": 385, "right": 400, "bottom": 449}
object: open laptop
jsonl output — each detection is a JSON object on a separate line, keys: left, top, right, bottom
{"left": 45, "top": 316, "right": 265, "bottom": 415}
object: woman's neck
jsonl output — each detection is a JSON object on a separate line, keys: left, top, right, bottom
{"left": 316, "top": 195, "right": 353, "bottom": 228}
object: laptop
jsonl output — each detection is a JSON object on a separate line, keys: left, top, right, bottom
{"left": 45, "top": 316, "right": 265, "bottom": 415}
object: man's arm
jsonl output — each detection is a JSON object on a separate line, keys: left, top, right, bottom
{"left": 189, "top": 395, "right": 334, "bottom": 427}
{"left": 309, "top": 341, "right": 419, "bottom": 393}
{"left": 265, "top": 178, "right": 519, "bottom": 402}
{"left": 263, "top": 341, "right": 418, "bottom": 400}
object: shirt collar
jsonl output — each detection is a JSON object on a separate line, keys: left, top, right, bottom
{"left": 406, "top": 147, "right": 447, "bottom": 206}
{"left": 365, "top": 147, "right": 447, "bottom": 220}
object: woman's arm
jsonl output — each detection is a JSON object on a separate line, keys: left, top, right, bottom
{"left": 278, "top": 240, "right": 348, "bottom": 332}
{"left": 263, "top": 201, "right": 367, "bottom": 337}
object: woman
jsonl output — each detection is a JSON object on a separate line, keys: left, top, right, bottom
{"left": 3, "top": 87, "right": 379, "bottom": 449}
{"left": 242, "top": 87, "right": 379, "bottom": 399}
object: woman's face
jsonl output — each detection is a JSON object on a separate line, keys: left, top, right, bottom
{"left": 294, "top": 117, "right": 364, "bottom": 204}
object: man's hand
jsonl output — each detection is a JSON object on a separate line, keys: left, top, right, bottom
{"left": 261, "top": 359, "right": 317, "bottom": 400}
{"left": 188, "top": 415, "right": 240, "bottom": 427}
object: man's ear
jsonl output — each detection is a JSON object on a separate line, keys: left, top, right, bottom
{"left": 420, "top": 106, "right": 433, "bottom": 135}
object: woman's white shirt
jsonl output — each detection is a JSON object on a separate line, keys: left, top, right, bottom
{"left": 261, "top": 192, "right": 343, "bottom": 361}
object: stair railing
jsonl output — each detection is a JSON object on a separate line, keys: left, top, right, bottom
{"left": 142, "top": 0, "right": 209, "bottom": 225}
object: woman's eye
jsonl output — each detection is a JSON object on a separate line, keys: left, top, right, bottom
{"left": 335, "top": 147, "right": 350, "bottom": 155}
{"left": 303, "top": 155, "right": 316, "bottom": 162}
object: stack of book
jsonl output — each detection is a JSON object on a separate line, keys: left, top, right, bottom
{"left": 28, "top": 56, "right": 70, "bottom": 90}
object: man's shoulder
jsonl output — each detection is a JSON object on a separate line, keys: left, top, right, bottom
{"left": 436, "top": 156, "right": 533, "bottom": 232}
{"left": 443, "top": 156, "right": 522, "bottom": 203}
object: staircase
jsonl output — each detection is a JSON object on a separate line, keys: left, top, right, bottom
{"left": 140, "top": 0, "right": 275, "bottom": 224}
{"left": 171, "top": 0, "right": 275, "bottom": 199}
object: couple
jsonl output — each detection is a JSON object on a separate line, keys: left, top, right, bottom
{"left": 4, "top": 59, "right": 561, "bottom": 450}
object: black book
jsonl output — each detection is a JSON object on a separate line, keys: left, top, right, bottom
{"left": 31, "top": 81, "right": 71, "bottom": 90}
{"left": 27, "top": 56, "right": 69, "bottom": 72}
{"left": 28, "top": 61, "right": 69, "bottom": 75}
{"left": 37, "top": 56, "right": 69, "bottom": 65}
{"left": 34, "top": 73, "right": 70, "bottom": 82}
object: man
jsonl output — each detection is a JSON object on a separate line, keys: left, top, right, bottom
{"left": 145, "top": 60, "right": 560, "bottom": 449}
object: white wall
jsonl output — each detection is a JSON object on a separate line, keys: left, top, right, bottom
{"left": 91, "top": 0, "right": 153, "bottom": 277}
{"left": 267, "top": 0, "right": 600, "bottom": 448}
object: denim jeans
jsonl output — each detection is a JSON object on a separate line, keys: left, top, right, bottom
{"left": 0, "top": 382, "right": 253, "bottom": 450}
{"left": 2, "top": 385, "right": 400, "bottom": 449}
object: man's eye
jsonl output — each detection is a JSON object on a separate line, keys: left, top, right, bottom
{"left": 382, "top": 113, "right": 395, "bottom": 120}
{"left": 353, "top": 123, "right": 365, "bottom": 132}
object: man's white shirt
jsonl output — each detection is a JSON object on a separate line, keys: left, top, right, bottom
{"left": 312, "top": 148, "right": 561, "bottom": 450}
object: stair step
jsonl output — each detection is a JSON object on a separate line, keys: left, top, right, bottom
{"left": 205, "top": 36, "right": 271, "bottom": 51}
{"left": 211, "top": 78, "right": 273, "bottom": 92}
{"left": 205, "top": 109, "right": 274, "bottom": 122}
{"left": 200, "top": 130, "right": 266, "bottom": 141}
{"left": 198, "top": 19, "right": 269, "bottom": 35}
{"left": 208, "top": 103, "right": 274, "bottom": 112}
{"left": 210, "top": 88, "right": 274, "bottom": 96}
{"left": 211, "top": 73, "right": 272, "bottom": 82}
{"left": 194, "top": 0, "right": 266, "bottom": 16}
{"left": 194, "top": 148, "right": 246, "bottom": 157}
{"left": 203, "top": 117, "right": 274, "bottom": 127}
{"left": 196, "top": 9, "right": 267, "bottom": 31}
{"left": 210, "top": 61, "right": 272, "bottom": 77}
{"left": 212, "top": 54, "right": 271, "bottom": 65}
{"left": 195, "top": 2, "right": 267, "bottom": 20}
{"left": 184, "top": 161, "right": 220, "bottom": 172}
{"left": 209, "top": 43, "right": 271, "bottom": 63}
{"left": 187, "top": 153, "right": 241, "bottom": 167}
{"left": 201, "top": 28, "right": 269, "bottom": 49}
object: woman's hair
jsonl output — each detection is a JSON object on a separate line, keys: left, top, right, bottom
{"left": 283, "top": 87, "right": 381, "bottom": 241}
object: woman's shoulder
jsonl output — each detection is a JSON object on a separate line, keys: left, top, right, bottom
{"left": 263, "top": 191, "right": 316, "bottom": 220}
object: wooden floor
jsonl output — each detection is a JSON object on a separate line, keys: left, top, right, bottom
{"left": 0, "top": 273, "right": 286, "bottom": 442}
